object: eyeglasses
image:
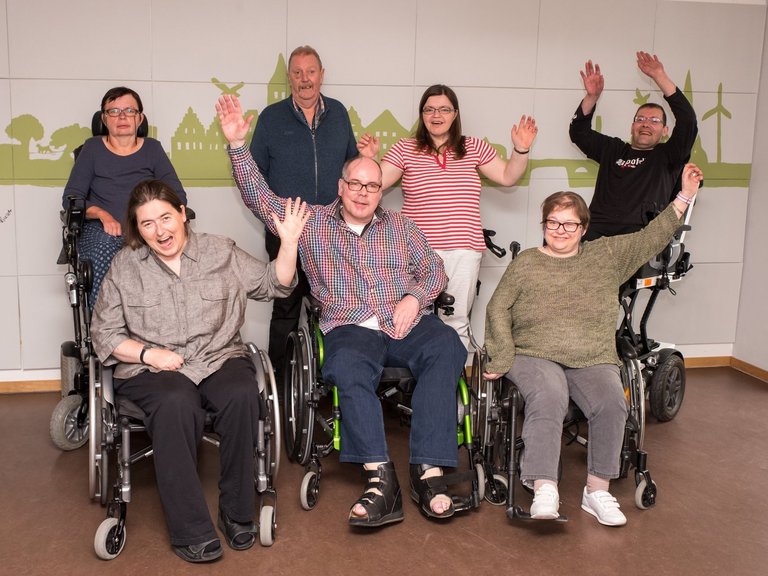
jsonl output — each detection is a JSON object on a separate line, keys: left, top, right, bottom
{"left": 103, "top": 107, "right": 140, "bottom": 118}
{"left": 422, "top": 106, "right": 456, "bottom": 116}
{"left": 343, "top": 179, "right": 382, "bottom": 193}
{"left": 544, "top": 219, "right": 582, "bottom": 233}
{"left": 633, "top": 115, "right": 663, "bottom": 125}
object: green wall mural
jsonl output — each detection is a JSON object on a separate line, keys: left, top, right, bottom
{"left": 0, "top": 55, "right": 751, "bottom": 188}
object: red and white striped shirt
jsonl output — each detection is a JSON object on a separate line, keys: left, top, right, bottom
{"left": 382, "top": 136, "right": 496, "bottom": 251}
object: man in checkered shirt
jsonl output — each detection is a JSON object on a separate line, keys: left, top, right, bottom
{"left": 218, "top": 95, "right": 467, "bottom": 527}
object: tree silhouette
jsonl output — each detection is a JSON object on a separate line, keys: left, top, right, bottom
{"left": 49, "top": 124, "right": 92, "bottom": 159}
{"left": 6, "top": 114, "right": 44, "bottom": 157}
{"left": 702, "top": 82, "right": 731, "bottom": 163}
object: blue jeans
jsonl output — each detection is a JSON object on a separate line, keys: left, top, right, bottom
{"left": 322, "top": 314, "right": 465, "bottom": 467}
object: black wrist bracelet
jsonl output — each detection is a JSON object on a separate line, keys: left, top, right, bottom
{"left": 140, "top": 345, "right": 152, "bottom": 364}
{"left": 513, "top": 147, "right": 529, "bottom": 154}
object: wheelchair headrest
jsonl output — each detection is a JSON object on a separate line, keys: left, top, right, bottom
{"left": 91, "top": 110, "right": 149, "bottom": 137}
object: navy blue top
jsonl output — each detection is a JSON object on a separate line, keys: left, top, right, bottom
{"left": 62, "top": 136, "right": 186, "bottom": 226}
{"left": 249, "top": 95, "right": 358, "bottom": 206}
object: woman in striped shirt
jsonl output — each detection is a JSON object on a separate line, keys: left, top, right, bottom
{"left": 357, "top": 84, "right": 537, "bottom": 349}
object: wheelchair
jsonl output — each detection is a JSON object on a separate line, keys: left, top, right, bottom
{"left": 282, "top": 295, "right": 483, "bottom": 514}
{"left": 88, "top": 342, "right": 280, "bottom": 559}
{"left": 49, "top": 111, "right": 151, "bottom": 451}
{"left": 49, "top": 196, "right": 94, "bottom": 451}
{"left": 469, "top": 207, "right": 696, "bottom": 520}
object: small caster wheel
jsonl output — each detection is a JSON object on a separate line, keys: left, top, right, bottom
{"left": 259, "top": 505, "right": 275, "bottom": 546}
{"left": 635, "top": 477, "right": 657, "bottom": 509}
{"left": 300, "top": 470, "right": 319, "bottom": 510}
{"left": 485, "top": 474, "right": 509, "bottom": 506}
{"left": 94, "top": 517, "right": 126, "bottom": 560}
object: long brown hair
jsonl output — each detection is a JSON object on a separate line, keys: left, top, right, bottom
{"left": 414, "top": 84, "right": 466, "bottom": 159}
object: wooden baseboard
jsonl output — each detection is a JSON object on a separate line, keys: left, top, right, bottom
{"left": 0, "top": 380, "right": 60, "bottom": 394}
{"left": 684, "top": 356, "right": 731, "bottom": 368}
{"left": 730, "top": 357, "right": 768, "bottom": 383}
{"left": 1, "top": 355, "right": 766, "bottom": 393}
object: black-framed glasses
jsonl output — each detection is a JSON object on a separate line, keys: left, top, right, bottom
{"left": 544, "top": 219, "right": 581, "bottom": 233}
{"left": 633, "top": 115, "right": 663, "bottom": 125}
{"left": 343, "top": 179, "right": 382, "bottom": 193}
{"left": 422, "top": 106, "right": 456, "bottom": 116}
{"left": 103, "top": 107, "right": 140, "bottom": 118}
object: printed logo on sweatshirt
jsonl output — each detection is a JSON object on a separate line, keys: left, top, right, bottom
{"left": 615, "top": 157, "right": 646, "bottom": 169}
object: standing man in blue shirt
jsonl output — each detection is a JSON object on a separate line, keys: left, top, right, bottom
{"left": 250, "top": 45, "right": 358, "bottom": 381}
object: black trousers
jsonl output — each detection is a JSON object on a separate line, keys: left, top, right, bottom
{"left": 265, "top": 230, "right": 310, "bottom": 380}
{"left": 114, "top": 356, "right": 260, "bottom": 546}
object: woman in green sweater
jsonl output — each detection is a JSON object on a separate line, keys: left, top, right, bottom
{"left": 483, "top": 163, "right": 703, "bottom": 526}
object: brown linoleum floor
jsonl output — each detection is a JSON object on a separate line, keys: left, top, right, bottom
{"left": 0, "top": 366, "right": 766, "bottom": 576}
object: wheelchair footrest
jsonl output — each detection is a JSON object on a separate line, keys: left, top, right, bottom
{"left": 506, "top": 505, "right": 568, "bottom": 523}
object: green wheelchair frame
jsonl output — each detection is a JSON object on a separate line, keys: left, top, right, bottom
{"left": 283, "top": 296, "right": 483, "bottom": 512}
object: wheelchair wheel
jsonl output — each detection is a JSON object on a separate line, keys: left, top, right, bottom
{"left": 300, "top": 470, "right": 319, "bottom": 511}
{"left": 484, "top": 473, "right": 508, "bottom": 506}
{"left": 257, "top": 347, "right": 282, "bottom": 481}
{"left": 649, "top": 352, "right": 685, "bottom": 422}
{"left": 60, "top": 341, "right": 81, "bottom": 397}
{"left": 259, "top": 505, "right": 276, "bottom": 547}
{"left": 283, "top": 328, "right": 315, "bottom": 466}
{"left": 94, "top": 517, "right": 126, "bottom": 560}
{"left": 634, "top": 476, "right": 657, "bottom": 510}
{"left": 49, "top": 394, "right": 88, "bottom": 451}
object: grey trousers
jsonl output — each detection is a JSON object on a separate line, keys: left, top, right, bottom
{"left": 506, "top": 355, "right": 627, "bottom": 483}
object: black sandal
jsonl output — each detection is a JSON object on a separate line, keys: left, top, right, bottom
{"left": 172, "top": 538, "right": 223, "bottom": 563}
{"left": 348, "top": 461, "right": 405, "bottom": 528}
{"left": 218, "top": 509, "right": 257, "bottom": 551}
{"left": 409, "top": 464, "right": 456, "bottom": 520}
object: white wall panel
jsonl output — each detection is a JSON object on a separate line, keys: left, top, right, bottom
{"left": 287, "top": 0, "right": 417, "bottom": 86}
{"left": 152, "top": 0, "right": 288, "bottom": 84}
{"left": 19, "top": 274, "right": 67, "bottom": 369}
{"left": 655, "top": 1, "right": 766, "bottom": 94}
{"left": 7, "top": 0, "right": 153, "bottom": 80}
{"left": 0, "top": 277, "right": 21, "bottom": 369}
{"left": 0, "top": 186, "right": 17, "bottom": 274}
{"left": 414, "top": 0, "right": 539, "bottom": 88}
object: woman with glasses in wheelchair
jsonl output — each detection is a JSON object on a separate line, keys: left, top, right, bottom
{"left": 482, "top": 163, "right": 703, "bottom": 527}
{"left": 61, "top": 86, "right": 186, "bottom": 310}
{"left": 91, "top": 180, "right": 308, "bottom": 563}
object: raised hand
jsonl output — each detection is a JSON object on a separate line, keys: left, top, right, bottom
{"left": 511, "top": 115, "right": 538, "bottom": 152}
{"left": 681, "top": 163, "right": 703, "bottom": 197}
{"left": 636, "top": 51, "right": 665, "bottom": 80}
{"left": 356, "top": 133, "right": 380, "bottom": 159}
{"left": 215, "top": 94, "right": 253, "bottom": 148}
{"left": 637, "top": 51, "right": 675, "bottom": 96}
{"left": 271, "top": 197, "right": 310, "bottom": 246}
{"left": 580, "top": 60, "right": 604, "bottom": 99}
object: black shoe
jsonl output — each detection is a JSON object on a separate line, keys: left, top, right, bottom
{"left": 348, "top": 462, "right": 405, "bottom": 528}
{"left": 218, "top": 509, "right": 257, "bottom": 550}
{"left": 409, "top": 464, "right": 455, "bottom": 520}
{"left": 172, "top": 538, "right": 223, "bottom": 563}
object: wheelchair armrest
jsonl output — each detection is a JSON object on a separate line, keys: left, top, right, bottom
{"left": 306, "top": 294, "right": 323, "bottom": 318}
{"left": 186, "top": 206, "right": 196, "bottom": 221}
{"left": 433, "top": 292, "right": 455, "bottom": 316}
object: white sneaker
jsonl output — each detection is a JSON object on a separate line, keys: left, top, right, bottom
{"left": 530, "top": 484, "right": 559, "bottom": 519}
{"left": 581, "top": 488, "right": 627, "bottom": 526}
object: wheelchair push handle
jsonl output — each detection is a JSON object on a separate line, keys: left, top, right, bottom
{"left": 483, "top": 229, "right": 506, "bottom": 259}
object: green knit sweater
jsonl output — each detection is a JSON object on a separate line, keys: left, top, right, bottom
{"left": 484, "top": 204, "right": 683, "bottom": 374}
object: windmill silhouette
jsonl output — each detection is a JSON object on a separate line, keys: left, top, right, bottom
{"left": 211, "top": 78, "right": 245, "bottom": 97}
{"left": 702, "top": 83, "right": 731, "bottom": 164}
